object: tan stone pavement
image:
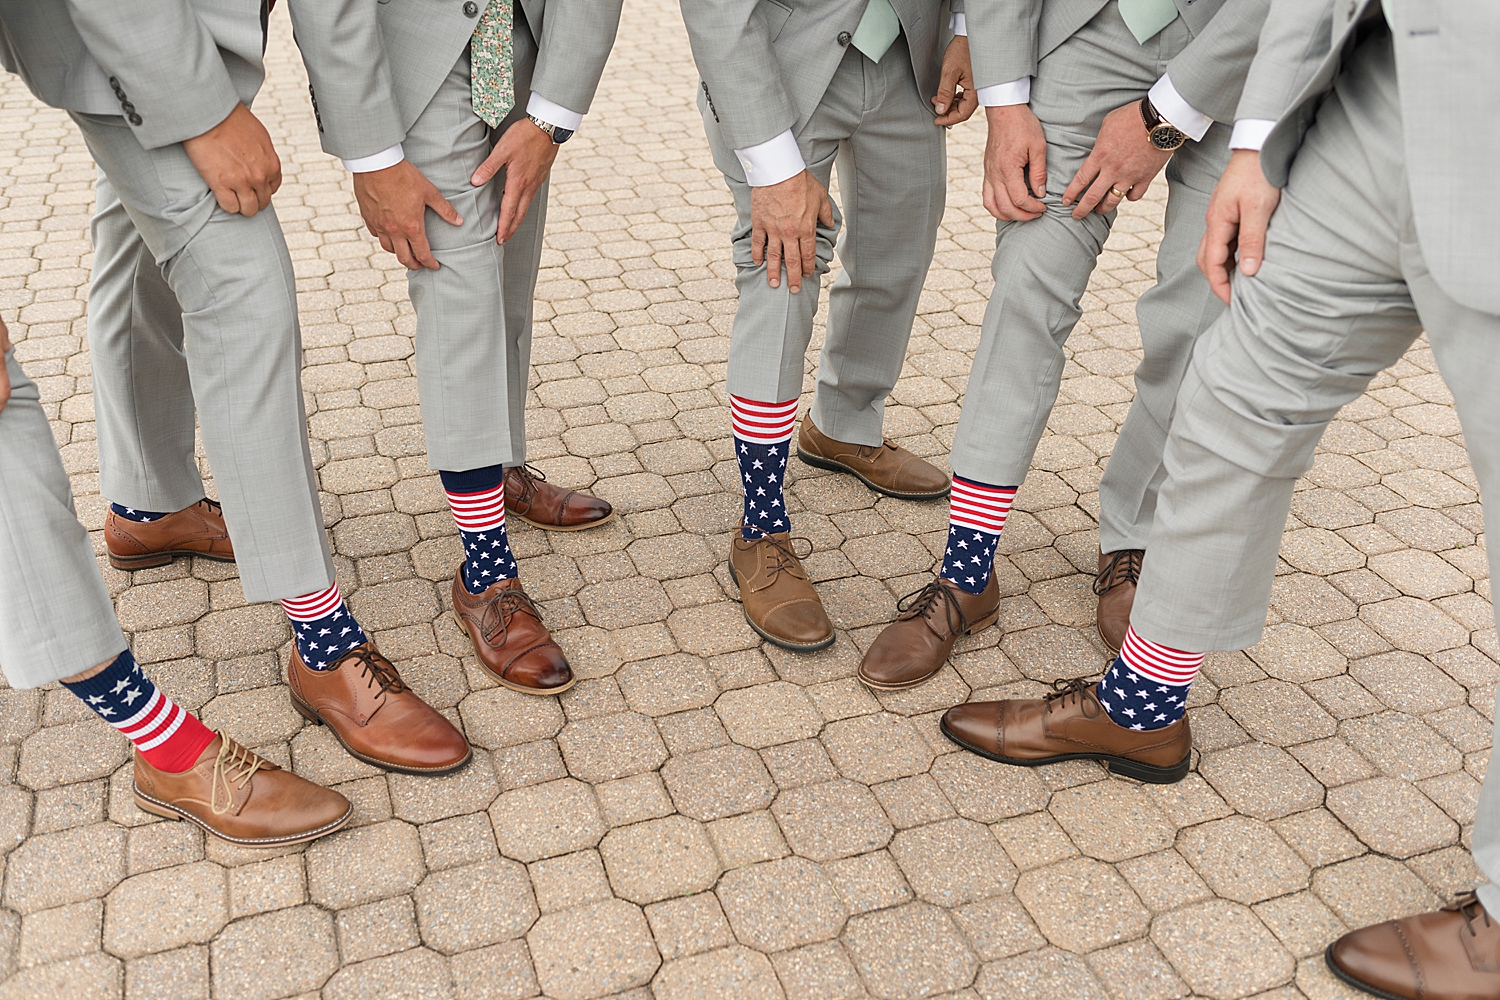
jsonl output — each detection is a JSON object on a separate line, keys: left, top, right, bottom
{"left": 0, "top": 3, "right": 1494, "bottom": 999}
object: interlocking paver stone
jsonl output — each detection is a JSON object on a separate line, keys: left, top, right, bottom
{"left": 771, "top": 779, "right": 894, "bottom": 862}
{"left": 717, "top": 856, "right": 848, "bottom": 952}
{"left": 1014, "top": 857, "right": 1150, "bottom": 953}
{"left": 843, "top": 902, "right": 978, "bottom": 1000}
{"left": 413, "top": 859, "right": 539, "bottom": 954}
{"left": 527, "top": 899, "right": 660, "bottom": 1000}
{"left": 599, "top": 815, "right": 721, "bottom": 904}
{"left": 1151, "top": 900, "right": 1293, "bottom": 1000}
{"left": 1175, "top": 816, "right": 1311, "bottom": 905}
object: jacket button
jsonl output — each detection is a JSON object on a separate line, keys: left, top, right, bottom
{"left": 128, "top": 113, "right": 143, "bottom": 126}
{"left": 837, "top": 31, "right": 852, "bottom": 45}
{"left": 121, "top": 101, "right": 136, "bottom": 114}
{"left": 463, "top": 1, "right": 478, "bottom": 15}
{"left": 108, "top": 76, "right": 120, "bottom": 88}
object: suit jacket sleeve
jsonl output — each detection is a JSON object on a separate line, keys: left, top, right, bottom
{"left": 1161, "top": 0, "right": 1271, "bottom": 125}
{"left": 63, "top": 0, "right": 241, "bottom": 149}
{"left": 1233, "top": 0, "right": 1336, "bottom": 122}
{"left": 531, "top": 0, "right": 624, "bottom": 115}
{"left": 284, "top": 0, "right": 407, "bottom": 160}
{"left": 963, "top": 0, "right": 1041, "bottom": 89}
{"left": 677, "top": 0, "right": 798, "bottom": 151}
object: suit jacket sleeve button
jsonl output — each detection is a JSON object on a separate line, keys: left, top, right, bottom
{"left": 463, "top": 1, "right": 479, "bottom": 15}
{"left": 837, "top": 31, "right": 852, "bottom": 45}
{"left": 128, "top": 113, "right": 143, "bottom": 126}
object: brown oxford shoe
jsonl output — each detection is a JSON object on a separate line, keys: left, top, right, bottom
{"left": 106, "top": 498, "right": 235, "bottom": 570}
{"left": 858, "top": 574, "right": 999, "bottom": 690}
{"left": 1328, "top": 893, "right": 1500, "bottom": 1000}
{"left": 452, "top": 574, "right": 574, "bottom": 695}
{"left": 941, "top": 679, "right": 1192, "bottom": 784}
{"left": 797, "top": 416, "right": 949, "bottom": 500}
{"left": 504, "top": 464, "right": 614, "bottom": 531}
{"left": 133, "top": 734, "right": 351, "bottom": 848}
{"left": 729, "top": 526, "right": 834, "bottom": 651}
{"left": 1094, "top": 549, "right": 1143, "bottom": 654}
{"left": 288, "top": 643, "right": 472, "bottom": 775}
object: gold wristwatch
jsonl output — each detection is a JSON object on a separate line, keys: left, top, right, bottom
{"left": 1139, "top": 96, "right": 1187, "bottom": 151}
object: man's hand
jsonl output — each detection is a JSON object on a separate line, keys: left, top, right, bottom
{"left": 1197, "top": 148, "right": 1281, "bottom": 304}
{"left": 471, "top": 119, "right": 560, "bottom": 245}
{"left": 353, "top": 160, "right": 463, "bottom": 270}
{"left": 182, "top": 103, "right": 282, "bottom": 217}
{"left": 1062, "top": 100, "right": 1173, "bottom": 220}
{"left": 933, "top": 37, "right": 978, "bottom": 127}
{"left": 0, "top": 316, "right": 11, "bottom": 414}
{"left": 982, "top": 104, "right": 1048, "bottom": 221}
{"left": 750, "top": 170, "right": 833, "bottom": 294}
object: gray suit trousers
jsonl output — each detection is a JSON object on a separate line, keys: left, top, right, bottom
{"left": 1129, "top": 29, "right": 1500, "bottom": 911}
{"left": 71, "top": 112, "right": 334, "bottom": 603}
{"left": 0, "top": 350, "right": 126, "bottom": 689}
{"left": 949, "top": 4, "right": 1229, "bottom": 513}
{"left": 402, "top": 44, "right": 547, "bottom": 473}
{"left": 702, "top": 35, "right": 947, "bottom": 447}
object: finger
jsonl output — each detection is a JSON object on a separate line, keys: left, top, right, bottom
{"left": 1237, "top": 205, "right": 1270, "bottom": 277}
{"left": 409, "top": 230, "right": 442, "bottom": 271}
{"left": 932, "top": 67, "right": 959, "bottom": 117}
{"left": 799, "top": 229, "right": 817, "bottom": 282}
{"left": 427, "top": 189, "right": 463, "bottom": 227}
{"left": 213, "top": 184, "right": 240, "bottom": 216}
{"left": 765, "top": 235, "right": 782, "bottom": 289}
{"left": 751, "top": 225, "right": 766, "bottom": 267}
{"left": 1074, "top": 177, "right": 1114, "bottom": 219}
{"left": 471, "top": 148, "right": 506, "bottom": 187}
{"left": 933, "top": 88, "right": 970, "bottom": 127}
{"left": 785, "top": 237, "right": 803, "bottom": 294}
{"left": 818, "top": 193, "right": 833, "bottom": 228}
{"left": 1029, "top": 137, "right": 1048, "bottom": 200}
{"left": 391, "top": 235, "right": 419, "bottom": 271}
{"left": 1062, "top": 156, "right": 1099, "bottom": 207}
{"left": 1197, "top": 217, "right": 1236, "bottom": 303}
{"left": 1004, "top": 166, "right": 1043, "bottom": 217}
{"left": 378, "top": 231, "right": 395, "bottom": 256}
{"left": 498, "top": 185, "right": 536, "bottom": 244}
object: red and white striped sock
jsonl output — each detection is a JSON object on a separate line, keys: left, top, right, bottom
{"left": 940, "top": 475, "right": 1018, "bottom": 594}
{"left": 62, "top": 650, "right": 217, "bottom": 773}
{"left": 732, "top": 395, "right": 798, "bottom": 538}
{"left": 281, "top": 581, "right": 368, "bottom": 670}
{"left": 439, "top": 467, "right": 518, "bottom": 593}
{"left": 1097, "top": 625, "right": 1203, "bottom": 730}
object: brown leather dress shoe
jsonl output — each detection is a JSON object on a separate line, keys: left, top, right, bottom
{"left": 1327, "top": 893, "right": 1500, "bottom": 1000}
{"left": 504, "top": 464, "right": 614, "bottom": 531}
{"left": 941, "top": 679, "right": 1192, "bottom": 784}
{"left": 1094, "top": 549, "right": 1143, "bottom": 654}
{"left": 133, "top": 734, "right": 351, "bottom": 847}
{"left": 728, "top": 527, "right": 834, "bottom": 651}
{"left": 452, "top": 574, "right": 574, "bottom": 695}
{"left": 797, "top": 416, "right": 949, "bottom": 500}
{"left": 858, "top": 575, "right": 1000, "bottom": 690}
{"left": 288, "top": 643, "right": 472, "bottom": 775}
{"left": 105, "top": 498, "right": 235, "bottom": 569}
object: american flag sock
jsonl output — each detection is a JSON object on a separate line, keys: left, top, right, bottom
{"left": 732, "top": 395, "right": 797, "bottom": 539}
{"left": 62, "top": 649, "right": 216, "bottom": 773}
{"left": 1097, "top": 626, "right": 1203, "bottom": 731}
{"left": 281, "top": 582, "right": 368, "bottom": 670}
{"left": 110, "top": 502, "right": 170, "bottom": 522}
{"left": 939, "top": 475, "right": 1017, "bottom": 595}
{"left": 440, "top": 464, "right": 517, "bottom": 594}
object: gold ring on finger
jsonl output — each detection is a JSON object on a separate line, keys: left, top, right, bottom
{"left": 1110, "top": 187, "right": 1127, "bottom": 199}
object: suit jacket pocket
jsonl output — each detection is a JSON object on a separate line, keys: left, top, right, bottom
{"left": 757, "top": 0, "right": 794, "bottom": 42}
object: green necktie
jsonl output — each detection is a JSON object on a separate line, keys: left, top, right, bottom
{"left": 850, "top": 0, "right": 901, "bottom": 62}
{"left": 1117, "top": 0, "right": 1179, "bottom": 44}
{"left": 471, "top": 0, "right": 515, "bottom": 128}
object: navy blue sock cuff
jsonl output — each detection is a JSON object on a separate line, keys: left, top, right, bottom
{"left": 951, "top": 474, "right": 1020, "bottom": 492}
{"left": 61, "top": 648, "right": 135, "bottom": 698}
{"left": 439, "top": 464, "right": 507, "bottom": 494}
{"left": 110, "top": 502, "right": 171, "bottom": 522}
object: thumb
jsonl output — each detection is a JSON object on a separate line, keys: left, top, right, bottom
{"left": 471, "top": 146, "right": 506, "bottom": 187}
{"left": 1029, "top": 137, "right": 1048, "bottom": 198}
{"left": 933, "top": 73, "right": 957, "bottom": 115}
{"left": 427, "top": 187, "right": 463, "bottom": 227}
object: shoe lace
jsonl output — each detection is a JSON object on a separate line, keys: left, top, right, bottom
{"left": 343, "top": 647, "right": 408, "bottom": 696}
{"left": 741, "top": 523, "right": 813, "bottom": 581}
{"left": 1457, "top": 891, "right": 1492, "bottom": 937}
{"left": 198, "top": 497, "right": 224, "bottom": 516}
{"left": 1043, "top": 677, "right": 1104, "bottom": 719}
{"left": 210, "top": 735, "right": 265, "bottom": 816}
{"left": 508, "top": 464, "right": 547, "bottom": 502}
{"left": 1093, "top": 549, "right": 1144, "bottom": 597}
{"left": 479, "top": 586, "right": 544, "bottom": 645}
{"left": 896, "top": 579, "right": 970, "bottom": 636}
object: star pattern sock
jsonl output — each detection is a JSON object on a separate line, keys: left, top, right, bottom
{"left": 109, "top": 502, "right": 170, "bottom": 523}
{"left": 1097, "top": 626, "right": 1203, "bottom": 731}
{"left": 441, "top": 465, "right": 518, "bottom": 594}
{"left": 62, "top": 649, "right": 216, "bottom": 773}
{"left": 939, "top": 475, "right": 1017, "bottom": 595}
{"left": 281, "top": 582, "right": 368, "bottom": 670}
{"left": 731, "top": 395, "right": 797, "bottom": 539}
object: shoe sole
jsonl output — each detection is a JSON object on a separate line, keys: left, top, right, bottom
{"left": 856, "top": 608, "right": 1003, "bottom": 691}
{"left": 511, "top": 509, "right": 617, "bottom": 533}
{"left": 451, "top": 611, "right": 578, "bottom": 696}
{"left": 133, "top": 785, "right": 353, "bottom": 847}
{"left": 726, "top": 558, "right": 836, "bottom": 652}
{"left": 1323, "top": 945, "right": 1407, "bottom": 1000}
{"left": 290, "top": 692, "right": 475, "bottom": 775}
{"left": 108, "top": 550, "right": 237, "bottom": 570}
{"left": 796, "top": 449, "right": 951, "bottom": 500}
{"left": 940, "top": 714, "right": 1191, "bottom": 784}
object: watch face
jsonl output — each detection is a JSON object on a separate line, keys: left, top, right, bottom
{"left": 552, "top": 127, "right": 575, "bottom": 144}
{"left": 1150, "top": 124, "right": 1186, "bottom": 151}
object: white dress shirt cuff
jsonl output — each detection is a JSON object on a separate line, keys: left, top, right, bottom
{"left": 950, "top": 12, "right": 967, "bottom": 35}
{"left": 977, "top": 77, "right": 1030, "bottom": 107}
{"left": 341, "top": 143, "right": 405, "bottom": 173}
{"left": 1230, "top": 118, "right": 1277, "bottom": 151}
{"left": 1148, "top": 74, "right": 1213, "bottom": 142}
{"left": 734, "top": 129, "right": 805, "bottom": 187}
{"left": 526, "top": 92, "right": 584, "bottom": 132}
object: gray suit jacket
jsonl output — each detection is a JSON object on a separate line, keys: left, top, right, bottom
{"left": 0, "top": 0, "right": 267, "bottom": 150}
{"left": 1244, "top": 0, "right": 1499, "bottom": 312}
{"left": 678, "top": 0, "right": 960, "bottom": 152}
{"left": 290, "top": 0, "right": 623, "bottom": 161}
{"left": 966, "top": 0, "right": 1269, "bottom": 125}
